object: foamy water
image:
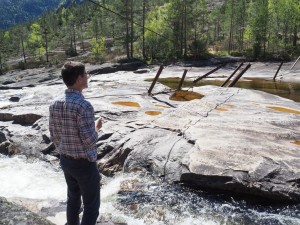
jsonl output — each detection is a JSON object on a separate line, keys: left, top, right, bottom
{"left": 0, "top": 155, "right": 66, "bottom": 200}
{"left": 1, "top": 155, "right": 300, "bottom": 225}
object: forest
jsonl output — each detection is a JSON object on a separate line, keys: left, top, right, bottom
{"left": 0, "top": 0, "right": 299, "bottom": 74}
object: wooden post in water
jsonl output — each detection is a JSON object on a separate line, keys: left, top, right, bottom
{"left": 177, "top": 69, "right": 188, "bottom": 90}
{"left": 221, "top": 62, "right": 244, "bottom": 87}
{"left": 148, "top": 65, "right": 164, "bottom": 95}
{"left": 228, "top": 63, "right": 251, "bottom": 87}
{"left": 273, "top": 61, "right": 284, "bottom": 81}
{"left": 290, "top": 56, "right": 300, "bottom": 70}
{"left": 193, "top": 63, "right": 226, "bottom": 83}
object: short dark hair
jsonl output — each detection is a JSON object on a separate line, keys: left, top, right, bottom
{"left": 61, "top": 61, "right": 85, "bottom": 86}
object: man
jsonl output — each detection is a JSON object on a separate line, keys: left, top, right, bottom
{"left": 49, "top": 61, "right": 102, "bottom": 225}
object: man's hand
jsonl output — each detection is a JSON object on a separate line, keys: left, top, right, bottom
{"left": 95, "top": 118, "right": 102, "bottom": 132}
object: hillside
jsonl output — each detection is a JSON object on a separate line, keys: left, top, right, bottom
{"left": 0, "top": 0, "right": 223, "bottom": 30}
{"left": 0, "top": 0, "right": 80, "bottom": 29}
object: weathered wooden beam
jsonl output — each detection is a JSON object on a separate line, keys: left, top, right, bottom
{"left": 193, "top": 63, "right": 226, "bottom": 83}
{"left": 290, "top": 56, "right": 300, "bottom": 70}
{"left": 273, "top": 61, "right": 284, "bottom": 81}
{"left": 177, "top": 69, "right": 188, "bottom": 90}
{"left": 148, "top": 65, "right": 164, "bottom": 95}
{"left": 221, "top": 62, "right": 244, "bottom": 87}
{"left": 228, "top": 63, "right": 251, "bottom": 87}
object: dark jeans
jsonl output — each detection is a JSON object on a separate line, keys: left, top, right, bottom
{"left": 60, "top": 156, "right": 101, "bottom": 225}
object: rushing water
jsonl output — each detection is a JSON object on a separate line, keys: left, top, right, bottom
{"left": 1, "top": 155, "right": 300, "bottom": 225}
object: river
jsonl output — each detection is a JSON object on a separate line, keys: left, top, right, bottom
{"left": 1, "top": 155, "right": 300, "bottom": 225}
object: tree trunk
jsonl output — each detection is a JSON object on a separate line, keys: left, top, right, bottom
{"left": 73, "top": 24, "right": 77, "bottom": 55}
{"left": 240, "top": 0, "right": 246, "bottom": 52}
{"left": 228, "top": 0, "right": 234, "bottom": 54}
{"left": 43, "top": 17, "right": 49, "bottom": 63}
{"left": 0, "top": 53, "right": 2, "bottom": 74}
{"left": 184, "top": 0, "right": 187, "bottom": 58}
{"left": 142, "top": 0, "right": 146, "bottom": 59}
{"left": 293, "top": 26, "right": 297, "bottom": 46}
{"left": 45, "top": 31, "right": 49, "bottom": 62}
{"left": 125, "top": 0, "right": 130, "bottom": 59}
{"left": 21, "top": 35, "right": 26, "bottom": 64}
{"left": 81, "top": 24, "right": 85, "bottom": 51}
{"left": 180, "top": 4, "right": 184, "bottom": 57}
{"left": 130, "top": 0, "right": 134, "bottom": 59}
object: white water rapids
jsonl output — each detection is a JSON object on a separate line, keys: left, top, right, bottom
{"left": 0, "top": 155, "right": 299, "bottom": 225}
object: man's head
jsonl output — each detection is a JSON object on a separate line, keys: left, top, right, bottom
{"left": 61, "top": 61, "right": 88, "bottom": 91}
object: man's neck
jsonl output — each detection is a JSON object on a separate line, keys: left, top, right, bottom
{"left": 67, "top": 86, "right": 82, "bottom": 92}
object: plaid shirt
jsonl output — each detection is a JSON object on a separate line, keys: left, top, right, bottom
{"left": 49, "top": 89, "right": 98, "bottom": 162}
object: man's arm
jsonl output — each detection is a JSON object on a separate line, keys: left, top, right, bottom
{"left": 77, "top": 103, "right": 98, "bottom": 150}
{"left": 49, "top": 105, "right": 60, "bottom": 147}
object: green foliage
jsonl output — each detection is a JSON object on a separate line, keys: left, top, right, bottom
{"left": 144, "top": 3, "right": 176, "bottom": 59}
{"left": 188, "top": 38, "right": 209, "bottom": 59}
{"left": 91, "top": 36, "right": 105, "bottom": 62}
{"left": 28, "top": 23, "right": 45, "bottom": 58}
{"left": 0, "top": 31, "right": 10, "bottom": 74}
{"left": 1, "top": 0, "right": 299, "bottom": 70}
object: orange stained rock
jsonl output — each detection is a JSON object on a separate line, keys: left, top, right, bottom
{"left": 223, "top": 104, "right": 234, "bottom": 107}
{"left": 215, "top": 108, "right": 229, "bottom": 111}
{"left": 170, "top": 90, "right": 204, "bottom": 101}
{"left": 267, "top": 106, "right": 300, "bottom": 115}
{"left": 292, "top": 141, "right": 300, "bottom": 146}
{"left": 112, "top": 101, "right": 141, "bottom": 108}
{"left": 145, "top": 111, "right": 161, "bottom": 116}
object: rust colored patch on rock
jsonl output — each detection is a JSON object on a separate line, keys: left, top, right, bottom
{"left": 145, "top": 111, "right": 161, "bottom": 116}
{"left": 112, "top": 101, "right": 141, "bottom": 108}
{"left": 215, "top": 108, "right": 229, "bottom": 111}
{"left": 267, "top": 106, "right": 300, "bottom": 115}
{"left": 224, "top": 104, "right": 234, "bottom": 107}
{"left": 292, "top": 141, "right": 300, "bottom": 146}
{"left": 170, "top": 90, "right": 204, "bottom": 101}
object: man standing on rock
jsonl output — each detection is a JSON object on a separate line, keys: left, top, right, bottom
{"left": 49, "top": 61, "right": 102, "bottom": 225}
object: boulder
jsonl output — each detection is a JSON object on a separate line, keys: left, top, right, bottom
{"left": 97, "top": 84, "right": 300, "bottom": 202}
{"left": 1, "top": 63, "right": 300, "bottom": 203}
{"left": 0, "top": 197, "right": 55, "bottom": 225}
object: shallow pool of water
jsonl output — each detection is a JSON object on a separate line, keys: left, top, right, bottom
{"left": 155, "top": 78, "right": 300, "bottom": 102}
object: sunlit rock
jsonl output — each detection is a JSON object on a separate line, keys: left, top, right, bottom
{"left": 0, "top": 62, "right": 300, "bottom": 203}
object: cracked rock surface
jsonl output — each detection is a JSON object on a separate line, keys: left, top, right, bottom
{"left": 0, "top": 62, "right": 300, "bottom": 203}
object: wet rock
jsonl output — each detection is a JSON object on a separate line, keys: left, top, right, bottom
{"left": 42, "top": 134, "right": 51, "bottom": 144}
{"left": 13, "top": 114, "right": 43, "bottom": 126}
{"left": 2, "top": 80, "right": 16, "bottom": 85}
{"left": 0, "top": 141, "right": 10, "bottom": 155}
{"left": 97, "top": 215, "right": 128, "bottom": 225}
{"left": 0, "top": 131, "right": 6, "bottom": 143}
{"left": 133, "top": 69, "right": 149, "bottom": 74}
{"left": 119, "top": 179, "right": 143, "bottom": 193}
{"left": 9, "top": 96, "right": 20, "bottom": 102}
{"left": 0, "top": 113, "right": 13, "bottom": 121}
{"left": 0, "top": 197, "right": 55, "bottom": 225}
{"left": 41, "top": 143, "right": 56, "bottom": 155}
